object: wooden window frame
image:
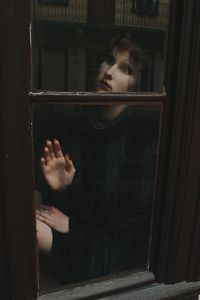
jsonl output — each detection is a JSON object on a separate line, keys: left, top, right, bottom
{"left": 1, "top": 0, "right": 200, "bottom": 299}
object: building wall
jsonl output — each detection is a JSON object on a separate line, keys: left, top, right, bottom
{"left": 115, "top": 0, "right": 168, "bottom": 30}
{"left": 33, "top": 0, "right": 88, "bottom": 23}
{"left": 33, "top": 0, "right": 168, "bottom": 30}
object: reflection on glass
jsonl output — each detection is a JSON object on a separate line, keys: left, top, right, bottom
{"left": 34, "top": 102, "right": 160, "bottom": 290}
{"left": 31, "top": 0, "right": 169, "bottom": 92}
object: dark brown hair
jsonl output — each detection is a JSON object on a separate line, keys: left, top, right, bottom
{"left": 111, "top": 34, "right": 143, "bottom": 72}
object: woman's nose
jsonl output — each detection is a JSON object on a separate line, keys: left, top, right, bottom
{"left": 104, "top": 65, "right": 115, "bottom": 79}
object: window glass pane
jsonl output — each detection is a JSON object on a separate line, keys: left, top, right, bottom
{"left": 38, "top": 48, "right": 67, "bottom": 90}
{"left": 31, "top": 0, "right": 169, "bottom": 92}
{"left": 33, "top": 103, "right": 161, "bottom": 292}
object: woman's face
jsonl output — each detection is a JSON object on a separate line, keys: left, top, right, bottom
{"left": 95, "top": 49, "right": 138, "bottom": 93}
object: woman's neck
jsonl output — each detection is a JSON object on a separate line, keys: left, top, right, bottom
{"left": 98, "top": 105, "right": 126, "bottom": 122}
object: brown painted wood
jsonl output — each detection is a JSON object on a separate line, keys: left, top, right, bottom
{"left": 1, "top": 0, "right": 200, "bottom": 298}
{"left": 29, "top": 91, "right": 166, "bottom": 103}
{"left": 149, "top": 0, "right": 186, "bottom": 281}
{"left": 150, "top": 0, "right": 200, "bottom": 283}
{"left": 0, "top": 0, "right": 37, "bottom": 299}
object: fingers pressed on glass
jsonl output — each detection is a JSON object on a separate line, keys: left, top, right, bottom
{"left": 37, "top": 205, "right": 51, "bottom": 214}
{"left": 64, "top": 154, "right": 72, "bottom": 166}
{"left": 40, "top": 157, "right": 46, "bottom": 170}
{"left": 36, "top": 209, "right": 48, "bottom": 216}
{"left": 37, "top": 209, "right": 52, "bottom": 220}
{"left": 53, "top": 139, "right": 63, "bottom": 158}
{"left": 65, "top": 155, "right": 76, "bottom": 173}
{"left": 36, "top": 214, "right": 45, "bottom": 222}
{"left": 37, "top": 214, "right": 52, "bottom": 227}
{"left": 44, "top": 147, "right": 51, "bottom": 164}
{"left": 40, "top": 211, "right": 52, "bottom": 219}
{"left": 46, "top": 140, "right": 55, "bottom": 159}
{"left": 65, "top": 153, "right": 71, "bottom": 160}
{"left": 64, "top": 155, "right": 72, "bottom": 171}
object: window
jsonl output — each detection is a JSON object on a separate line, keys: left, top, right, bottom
{"left": 132, "top": 0, "right": 159, "bottom": 16}
{"left": 2, "top": 0, "right": 200, "bottom": 299}
{"left": 31, "top": 0, "right": 168, "bottom": 292}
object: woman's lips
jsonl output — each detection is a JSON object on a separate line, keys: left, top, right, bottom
{"left": 99, "top": 80, "right": 112, "bottom": 91}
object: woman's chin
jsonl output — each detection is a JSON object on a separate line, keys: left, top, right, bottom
{"left": 95, "top": 87, "right": 106, "bottom": 93}
{"left": 95, "top": 85, "right": 113, "bottom": 93}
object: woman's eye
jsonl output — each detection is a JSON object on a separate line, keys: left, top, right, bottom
{"left": 120, "top": 64, "right": 134, "bottom": 75}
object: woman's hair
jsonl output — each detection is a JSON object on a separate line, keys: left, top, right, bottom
{"left": 111, "top": 34, "right": 143, "bottom": 73}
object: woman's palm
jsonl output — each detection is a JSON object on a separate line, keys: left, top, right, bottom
{"left": 41, "top": 140, "right": 75, "bottom": 191}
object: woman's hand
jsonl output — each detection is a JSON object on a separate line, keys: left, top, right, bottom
{"left": 36, "top": 205, "right": 69, "bottom": 233}
{"left": 41, "top": 139, "right": 76, "bottom": 191}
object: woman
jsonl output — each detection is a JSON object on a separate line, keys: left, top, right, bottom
{"left": 36, "top": 36, "right": 158, "bottom": 283}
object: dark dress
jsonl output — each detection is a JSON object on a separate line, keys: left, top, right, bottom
{"left": 36, "top": 106, "right": 159, "bottom": 284}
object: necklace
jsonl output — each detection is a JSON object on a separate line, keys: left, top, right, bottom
{"left": 93, "top": 114, "right": 125, "bottom": 130}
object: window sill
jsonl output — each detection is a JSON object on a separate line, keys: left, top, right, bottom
{"left": 38, "top": 270, "right": 155, "bottom": 300}
{"left": 38, "top": 273, "right": 200, "bottom": 300}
